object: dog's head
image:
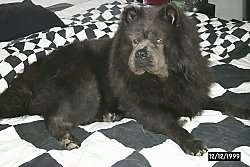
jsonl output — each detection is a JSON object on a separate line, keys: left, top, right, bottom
{"left": 120, "top": 4, "right": 182, "bottom": 78}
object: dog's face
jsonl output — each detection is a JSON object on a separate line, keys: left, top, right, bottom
{"left": 121, "top": 5, "right": 180, "bottom": 78}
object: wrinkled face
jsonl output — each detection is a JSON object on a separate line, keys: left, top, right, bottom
{"left": 121, "top": 5, "right": 179, "bottom": 78}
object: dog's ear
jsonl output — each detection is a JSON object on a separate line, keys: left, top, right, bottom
{"left": 161, "top": 5, "right": 180, "bottom": 26}
{"left": 122, "top": 6, "right": 139, "bottom": 24}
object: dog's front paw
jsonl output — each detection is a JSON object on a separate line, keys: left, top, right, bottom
{"left": 60, "top": 133, "right": 80, "bottom": 150}
{"left": 102, "top": 112, "right": 123, "bottom": 122}
{"left": 181, "top": 138, "right": 208, "bottom": 156}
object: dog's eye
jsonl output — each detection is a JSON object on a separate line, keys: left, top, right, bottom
{"left": 133, "top": 39, "right": 139, "bottom": 44}
{"left": 156, "top": 39, "right": 163, "bottom": 44}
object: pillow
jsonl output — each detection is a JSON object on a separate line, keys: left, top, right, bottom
{"left": 0, "top": 0, "right": 66, "bottom": 42}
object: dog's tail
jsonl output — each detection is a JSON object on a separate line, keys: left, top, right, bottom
{"left": 202, "top": 97, "right": 250, "bottom": 119}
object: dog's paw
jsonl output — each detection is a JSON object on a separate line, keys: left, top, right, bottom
{"left": 102, "top": 112, "right": 123, "bottom": 122}
{"left": 181, "top": 138, "right": 208, "bottom": 156}
{"left": 60, "top": 133, "right": 80, "bottom": 150}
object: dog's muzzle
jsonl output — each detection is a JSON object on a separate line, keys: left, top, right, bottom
{"left": 128, "top": 39, "right": 168, "bottom": 78}
{"left": 134, "top": 47, "right": 153, "bottom": 68}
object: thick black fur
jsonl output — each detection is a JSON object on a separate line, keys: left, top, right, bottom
{"left": 0, "top": 4, "right": 249, "bottom": 154}
{"left": 0, "top": 39, "right": 112, "bottom": 148}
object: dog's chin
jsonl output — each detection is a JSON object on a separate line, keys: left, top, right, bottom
{"left": 130, "top": 66, "right": 168, "bottom": 79}
{"left": 130, "top": 68, "right": 146, "bottom": 75}
{"left": 150, "top": 68, "right": 169, "bottom": 78}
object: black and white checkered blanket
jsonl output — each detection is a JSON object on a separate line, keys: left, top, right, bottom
{"left": 0, "top": 1, "right": 250, "bottom": 167}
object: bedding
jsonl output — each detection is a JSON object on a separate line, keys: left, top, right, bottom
{"left": 0, "top": 1, "right": 250, "bottom": 167}
{"left": 0, "top": 0, "right": 86, "bottom": 7}
{"left": 0, "top": 0, "right": 65, "bottom": 42}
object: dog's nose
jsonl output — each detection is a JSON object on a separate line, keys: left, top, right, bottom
{"left": 134, "top": 47, "right": 153, "bottom": 68}
{"left": 135, "top": 47, "right": 148, "bottom": 60}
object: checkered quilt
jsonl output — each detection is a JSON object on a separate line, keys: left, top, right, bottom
{"left": 0, "top": 1, "right": 250, "bottom": 167}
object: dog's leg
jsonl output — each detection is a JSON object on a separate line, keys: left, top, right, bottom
{"left": 203, "top": 97, "right": 250, "bottom": 119}
{"left": 123, "top": 103, "right": 207, "bottom": 156}
{"left": 95, "top": 74, "right": 125, "bottom": 122}
{"left": 31, "top": 86, "right": 81, "bottom": 150}
{"left": 45, "top": 112, "right": 80, "bottom": 150}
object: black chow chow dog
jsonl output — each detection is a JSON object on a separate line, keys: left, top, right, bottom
{"left": 1, "top": 4, "right": 248, "bottom": 155}
{"left": 106, "top": 5, "right": 211, "bottom": 156}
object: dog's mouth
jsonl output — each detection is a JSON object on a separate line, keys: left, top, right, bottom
{"left": 132, "top": 66, "right": 168, "bottom": 78}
